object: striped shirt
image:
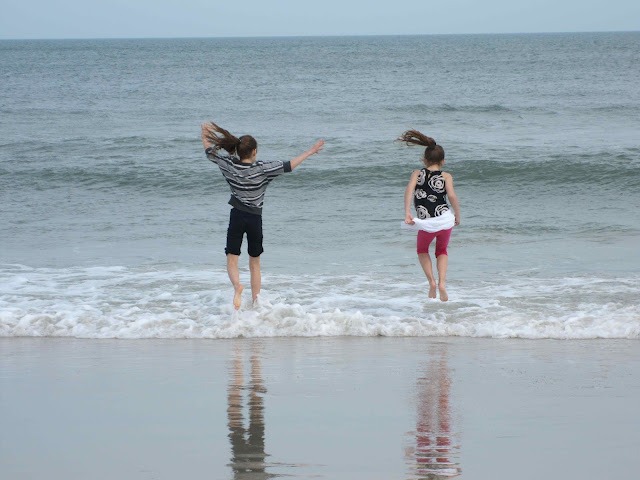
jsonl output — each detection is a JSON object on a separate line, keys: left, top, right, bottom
{"left": 205, "top": 147, "right": 292, "bottom": 215}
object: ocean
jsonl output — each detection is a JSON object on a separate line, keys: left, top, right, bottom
{"left": 1, "top": 32, "right": 639, "bottom": 339}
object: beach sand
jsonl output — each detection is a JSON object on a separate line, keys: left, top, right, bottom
{"left": 1, "top": 337, "right": 638, "bottom": 479}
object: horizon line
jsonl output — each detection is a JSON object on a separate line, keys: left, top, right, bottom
{"left": 1, "top": 29, "right": 638, "bottom": 41}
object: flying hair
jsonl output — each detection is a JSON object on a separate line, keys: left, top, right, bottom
{"left": 204, "top": 121, "right": 257, "bottom": 160}
{"left": 398, "top": 129, "right": 445, "bottom": 166}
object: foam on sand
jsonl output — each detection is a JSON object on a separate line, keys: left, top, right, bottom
{"left": 1, "top": 264, "right": 639, "bottom": 340}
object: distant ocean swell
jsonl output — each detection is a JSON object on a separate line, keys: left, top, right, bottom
{"left": 384, "top": 103, "right": 518, "bottom": 114}
{"left": 457, "top": 158, "right": 640, "bottom": 190}
{"left": 5, "top": 101, "right": 637, "bottom": 122}
{"left": 382, "top": 102, "right": 640, "bottom": 116}
{"left": 3, "top": 154, "right": 639, "bottom": 194}
{"left": 1, "top": 165, "right": 204, "bottom": 194}
{"left": 1, "top": 265, "right": 638, "bottom": 340}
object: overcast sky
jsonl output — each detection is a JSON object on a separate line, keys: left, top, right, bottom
{"left": 1, "top": 0, "right": 639, "bottom": 39}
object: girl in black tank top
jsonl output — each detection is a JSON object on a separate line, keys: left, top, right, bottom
{"left": 399, "top": 130, "right": 461, "bottom": 302}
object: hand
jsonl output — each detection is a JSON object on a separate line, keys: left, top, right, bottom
{"left": 404, "top": 214, "right": 415, "bottom": 225}
{"left": 455, "top": 216, "right": 461, "bottom": 226}
{"left": 309, "top": 139, "right": 325, "bottom": 155}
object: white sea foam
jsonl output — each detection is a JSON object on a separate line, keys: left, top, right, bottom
{"left": 1, "top": 264, "right": 638, "bottom": 340}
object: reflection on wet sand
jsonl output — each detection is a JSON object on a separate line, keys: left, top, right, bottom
{"left": 227, "top": 346, "right": 275, "bottom": 480}
{"left": 406, "top": 346, "right": 462, "bottom": 479}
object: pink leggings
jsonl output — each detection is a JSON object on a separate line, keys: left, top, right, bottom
{"left": 416, "top": 228, "right": 452, "bottom": 257}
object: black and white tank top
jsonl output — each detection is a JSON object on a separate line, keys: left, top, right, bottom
{"left": 414, "top": 169, "right": 449, "bottom": 219}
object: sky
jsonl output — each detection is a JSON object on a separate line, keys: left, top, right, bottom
{"left": 0, "top": 0, "right": 639, "bottom": 39}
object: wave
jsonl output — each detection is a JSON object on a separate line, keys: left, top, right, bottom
{"left": 1, "top": 265, "right": 638, "bottom": 340}
{"left": 589, "top": 104, "right": 640, "bottom": 115}
{"left": 383, "top": 103, "right": 519, "bottom": 115}
{"left": 0, "top": 163, "right": 216, "bottom": 196}
{"left": 2, "top": 145, "right": 639, "bottom": 195}
{"left": 375, "top": 101, "right": 640, "bottom": 118}
{"left": 451, "top": 154, "right": 640, "bottom": 189}
{"left": 440, "top": 103, "right": 515, "bottom": 113}
{"left": 287, "top": 153, "right": 640, "bottom": 190}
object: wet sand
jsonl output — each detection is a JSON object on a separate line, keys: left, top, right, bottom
{"left": 1, "top": 337, "right": 639, "bottom": 479}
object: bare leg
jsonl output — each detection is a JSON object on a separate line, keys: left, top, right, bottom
{"left": 249, "top": 255, "right": 261, "bottom": 303}
{"left": 226, "top": 254, "right": 244, "bottom": 310}
{"left": 418, "top": 253, "right": 437, "bottom": 299}
{"left": 436, "top": 254, "right": 448, "bottom": 302}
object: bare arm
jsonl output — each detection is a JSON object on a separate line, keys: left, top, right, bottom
{"left": 289, "top": 139, "right": 325, "bottom": 170}
{"left": 404, "top": 170, "right": 420, "bottom": 224}
{"left": 444, "top": 172, "right": 461, "bottom": 225}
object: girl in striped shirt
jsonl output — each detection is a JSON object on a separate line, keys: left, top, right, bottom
{"left": 201, "top": 121, "right": 324, "bottom": 310}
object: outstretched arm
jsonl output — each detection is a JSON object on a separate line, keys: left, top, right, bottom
{"left": 404, "top": 170, "right": 420, "bottom": 224}
{"left": 444, "top": 172, "right": 461, "bottom": 225}
{"left": 289, "top": 139, "right": 325, "bottom": 170}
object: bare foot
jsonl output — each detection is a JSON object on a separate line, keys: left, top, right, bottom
{"left": 428, "top": 283, "right": 437, "bottom": 299}
{"left": 439, "top": 284, "right": 448, "bottom": 302}
{"left": 233, "top": 285, "right": 244, "bottom": 310}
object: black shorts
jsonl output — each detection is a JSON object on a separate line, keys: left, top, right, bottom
{"left": 225, "top": 208, "right": 264, "bottom": 257}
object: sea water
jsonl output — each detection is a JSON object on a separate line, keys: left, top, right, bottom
{"left": 1, "top": 33, "right": 639, "bottom": 339}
